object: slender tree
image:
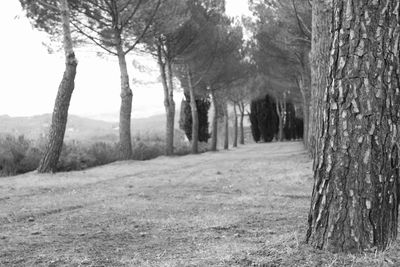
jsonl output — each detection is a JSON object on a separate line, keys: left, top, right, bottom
{"left": 232, "top": 103, "right": 238, "bottom": 147}
{"left": 20, "top": 0, "right": 78, "bottom": 173}
{"left": 306, "top": 0, "right": 400, "bottom": 253}
{"left": 69, "top": 0, "right": 162, "bottom": 159}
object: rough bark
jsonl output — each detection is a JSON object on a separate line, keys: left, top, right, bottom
{"left": 306, "top": 0, "right": 400, "bottom": 253}
{"left": 37, "top": 0, "right": 77, "bottom": 173}
{"left": 309, "top": 0, "right": 332, "bottom": 160}
{"left": 116, "top": 39, "right": 133, "bottom": 160}
{"left": 233, "top": 103, "right": 238, "bottom": 148}
{"left": 187, "top": 65, "right": 199, "bottom": 154}
{"left": 210, "top": 88, "right": 218, "bottom": 151}
{"left": 223, "top": 103, "right": 229, "bottom": 150}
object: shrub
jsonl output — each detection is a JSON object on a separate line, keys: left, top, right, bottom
{"left": 0, "top": 130, "right": 210, "bottom": 177}
{"left": 0, "top": 136, "right": 42, "bottom": 176}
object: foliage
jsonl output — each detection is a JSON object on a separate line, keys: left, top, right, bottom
{"left": 19, "top": 0, "right": 163, "bottom": 55}
{"left": 179, "top": 96, "right": 211, "bottom": 142}
{"left": 0, "top": 136, "right": 42, "bottom": 176}
{"left": 283, "top": 102, "right": 297, "bottom": 140}
{"left": 249, "top": 95, "right": 279, "bottom": 142}
{"left": 247, "top": 0, "right": 311, "bottom": 107}
{"left": 0, "top": 131, "right": 210, "bottom": 177}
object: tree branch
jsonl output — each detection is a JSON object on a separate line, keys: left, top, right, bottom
{"left": 123, "top": 0, "right": 162, "bottom": 55}
{"left": 69, "top": 19, "right": 117, "bottom": 55}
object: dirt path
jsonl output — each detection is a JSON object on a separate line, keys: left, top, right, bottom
{"left": 1, "top": 142, "right": 314, "bottom": 266}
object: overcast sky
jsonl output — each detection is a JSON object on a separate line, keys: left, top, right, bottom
{"left": 0, "top": 1, "right": 251, "bottom": 120}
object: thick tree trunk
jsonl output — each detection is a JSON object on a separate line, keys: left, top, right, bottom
{"left": 223, "top": 103, "right": 229, "bottom": 150}
{"left": 306, "top": 0, "right": 400, "bottom": 253}
{"left": 210, "top": 88, "right": 218, "bottom": 151}
{"left": 116, "top": 40, "right": 133, "bottom": 160}
{"left": 37, "top": 0, "right": 77, "bottom": 173}
{"left": 187, "top": 65, "right": 199, "bottom": 154}
{"left": 233, "top": 103, "right": 238, "bottom": 148}
{"left": 309, "top": 0, "right": 332, "bottom": 160}
{"left": 239, "top": 102, "right": 245, "bottom": 145}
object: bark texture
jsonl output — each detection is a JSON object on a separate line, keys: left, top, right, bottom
{"left": 306, "top": 0, "right": 400, "bottom": 253}
{"left": 309, "top": 0, "right": 332, "bottom": 160}
{"left": 37, "top": 0, "right": 77, "bottom": 173}
{"left": 116, "top": 40, "right": 133, "bottom": 160}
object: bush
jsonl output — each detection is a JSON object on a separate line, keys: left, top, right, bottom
{"left": 0, "top": 131, "right": 210, "bottom": 177}
{"left": 132, "top": 139, "right": 164, "bottom": 160}
{"left": 0, "top": 136, "right": 42, "bottom": 176}
{"left": 57, "top": 141, "right": 119, "bottom": 172}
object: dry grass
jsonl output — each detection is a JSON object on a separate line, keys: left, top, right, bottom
{"left": 0, "top": 142, "right": 399, "bottom": 266}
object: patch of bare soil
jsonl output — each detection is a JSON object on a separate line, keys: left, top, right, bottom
{"left": 1, "top": 142, "right": 399, "bottom": 266}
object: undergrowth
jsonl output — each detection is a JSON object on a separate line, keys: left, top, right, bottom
{"left": 0, "top": 133, "right": 209, "bottom": 177}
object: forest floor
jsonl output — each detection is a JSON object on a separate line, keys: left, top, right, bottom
{"left": 1, "top": 142, "right": 399, "bottom": 266}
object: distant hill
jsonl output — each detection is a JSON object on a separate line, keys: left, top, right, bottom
{"left": 0, "top": 113, "right": 178, "bottom": 142}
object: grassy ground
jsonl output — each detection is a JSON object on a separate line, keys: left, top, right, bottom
{"left": 0, "top": 142, "right": 399, "bottom": 266}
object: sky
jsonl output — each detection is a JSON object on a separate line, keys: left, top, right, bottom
{"left": 0, "top": 1, "right": 251, "bottom": 121}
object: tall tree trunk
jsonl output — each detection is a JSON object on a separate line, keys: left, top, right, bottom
{"left": 116, "top": 39, "right": 133, "bottom": 160}
{"left": 223, "top": 102, "right": 229, "bottom": 150}
{"left": 187, "top": 65, "right": 199, "bottom": 154}
{"left": 157, "top": 44, "right": 175, "bottom": 156}
{"left": 165, "top": 59, "right": 175, "bottom": 156}
{"left": 37, "top": 0, "right": 77, "bottom": 173}
{"left": 306, "top": 0, "right": 400, "bottom": 253}
{"left": 239, "top": 102, "right": 245, "bottom": 145}
{"left": 210, "top": 88, "right": 218, "bottom": 151}
{"left": 233, "top": 103, "right": 238, "bottom": 148}
{"left": 310, "top": 0, "right": 332, "bottom": 162}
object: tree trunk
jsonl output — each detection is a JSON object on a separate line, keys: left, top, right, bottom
{"left": 298, "top": 76, "right": 310, "bottom": 148}
{"left": 306, "top": 0, "right": 400, "bottom": 253}
{"left": 233, "top": 103, "right": 238, "bottom": 148}
{"left": 37, "top": 0, "right": 77, "bottom": 173}
{"left": 157, "top": 44, "right": 175, "bottom": 156}
{"left": 165, "top": 60, "right": 175, "bottom": 156}
{"left": 116, "top": 39, "right": 133, "bottom": 160}
{"left": 210, "top": 88, "right": 218, "bottom": 151}
{"left": 276, "top": 98, "right": 284, "bottom": 142}
{"left": 187, "top": 65, "right": 199, "bottom": 154}
{"left": 223, "top": 103, "right": 229, "bottom": 150}
{"left": 239, "top": 102, "right": 245, "bottom": 145}
{"left": 309, "top": 0, "right": 332, "bottom": 160}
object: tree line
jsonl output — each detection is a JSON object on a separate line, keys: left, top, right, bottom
{"left": 19, "top": 0, "right": 400, "bottom": 254}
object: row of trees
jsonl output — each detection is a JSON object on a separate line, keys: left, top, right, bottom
{"left": 20, "top": 0, "right": 400, "bottom": 254}
{"left": 246, "top": 0, "right": 400, "bottom": 254}
{"left": 20, "top": 0, "right": 252, "bottom": 171}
